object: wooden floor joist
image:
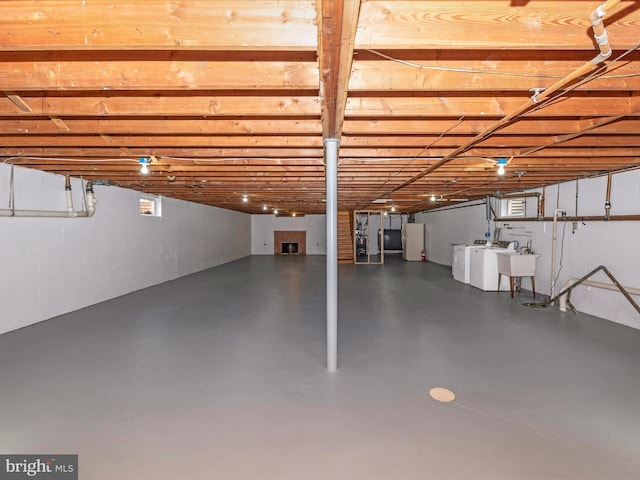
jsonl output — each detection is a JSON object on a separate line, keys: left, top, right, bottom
{"left": 0, "top": 0, "right": 638, "bottom": 214}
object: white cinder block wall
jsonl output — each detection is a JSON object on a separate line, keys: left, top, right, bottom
{"left": 251, "top": 214, "right": 326, "bottom": 254}
{"left": 416, "top": 169, "right": 640, "bottom": 329}
{"left": 0, "top": 165, "right": 251, "bottom": 335}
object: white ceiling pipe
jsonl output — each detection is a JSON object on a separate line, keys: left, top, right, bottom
{"left": 0, "top": 179, "right": 96, "bottom": 218}
{"left": 559, "top": 279, "right": 640, "bottom": 313}
{"left": 589, "top": 0, "right": 620, "bottom": 62}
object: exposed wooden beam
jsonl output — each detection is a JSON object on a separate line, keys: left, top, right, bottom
{"left": 344, "top": 95, "right": 638, "bottom": 118}
{"left": 518, "top": 115, "right": 626, "bottom": 156}
{"left": 0, "top": 0, "right": 638, "bottom": 215}
{"left": 0, "top": 119, "right": 323, "bottom": 135}
{"left": 349, "top": 60, "right": 640, "bottom": 92}
{"left": 0, "top": 1, "right": 318, "bottom": 51}
{"left": 0, "top": 96, "right": 321, "bottom": 117}
{"left": 355, "top": 1, "right": 640, "bottom": 50}
{"left": 342, "top": 118, "right": 640, "bottom": 135}
{"left": 0, "top": 61, "right": 319, "bottom": 91}
{"left": 0, "top": 135, "right": 325, "bottom": 148}
{"left": 332, "top": 0, "right": 361, "bottom": 138}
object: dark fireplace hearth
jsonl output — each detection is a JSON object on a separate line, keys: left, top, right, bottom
{"left": 274, "top": 231, "right": 306, "bottom": 255}
{"left": 281, "top": 242, "right": 299, "bottom": 254}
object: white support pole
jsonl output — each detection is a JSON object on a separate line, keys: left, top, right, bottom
{"left": 325, "top": 138, "right": 339, "bottom": 372}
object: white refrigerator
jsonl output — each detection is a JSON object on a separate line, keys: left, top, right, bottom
{"left": 402, "top": 223, "right": 424, "bottom": 261}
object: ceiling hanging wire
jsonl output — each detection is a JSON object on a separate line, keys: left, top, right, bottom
{"left": 365, "top": 43, "right": 640, "bottom": 81}
{"left": 527, "top": 41, "right": 640, "bottom": 115}
{"left": 372, "top": 0, "right": 626, "bottom": 199}
{"left": 364, "top": 115, "right": 465, "bottom": 206}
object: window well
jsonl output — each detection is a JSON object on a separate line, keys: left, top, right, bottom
{"left": 139, "top": 195, "right": 161, "bottom": 217}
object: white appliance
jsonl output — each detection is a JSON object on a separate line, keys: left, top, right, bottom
{"left": 469, "top": 241, "right": 515, "bottom": 291}
{"left": 452, "top": 240, "right": 487, "bottom": 284}
{"left": 402, "top": 223, "right": 424, "bottom": 261}
{"left": 452, "top": 245, "right": 469, "bottom": 283}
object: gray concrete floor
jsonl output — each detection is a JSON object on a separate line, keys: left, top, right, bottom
{"left": 1, "top": 255, "right": 640, "bottom": 479}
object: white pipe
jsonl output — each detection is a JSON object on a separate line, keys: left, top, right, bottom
{"left": 0, "top": 180, "right": 97, "bottom": 218}
{"left": 65, "top": 176, "right": 74, "bottom": 214}
{"left": 0, "top": 209, "right": 79, "bottom": 218}
{"left": 325, "top": 138, "right": 339, "bottom": 372}
{"left": 85, "top": 184, "right": 97, "bottom": 216}
{"left": 550, "top": 209, "right": 566, "bottom": 302}
{"left": 559, "top": 279, "right": 640, "bottom": 312}
{"left": 589, "top": 0, "right": 621, "bottom": 63}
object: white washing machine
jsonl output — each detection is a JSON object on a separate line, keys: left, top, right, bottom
{"left": 469, "top": 241, "right": 515, "bottom": 291}
{"left": 452, "top": 240, "right": 487, "bottom": 284}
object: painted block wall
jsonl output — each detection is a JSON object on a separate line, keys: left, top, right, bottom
{"left": 0, "top": 165, "right": 251, "bottom": 335}
{"left": 415, "top": 169, "right": 640, "bottom": 329}
{"left": 251, "top": 214, "right": 326, "bottom": 254}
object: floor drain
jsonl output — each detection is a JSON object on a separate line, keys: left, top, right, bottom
{"left": 429, "top": 387, "right": 455, "bottom": 403}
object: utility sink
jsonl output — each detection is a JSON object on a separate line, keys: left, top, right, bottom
{"left": 496, "top": 252, "right": 539, "bottom": 277}
{"left": 496, "top": 252, "right": 540, "bottom": 298}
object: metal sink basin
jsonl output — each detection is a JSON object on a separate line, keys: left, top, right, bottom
{"left": 496, "top": 252, "right": 539, "bottom": 277}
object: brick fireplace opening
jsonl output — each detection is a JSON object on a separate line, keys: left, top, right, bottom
{"left": 274, "top": 231, "right": 306, "bottom": 255}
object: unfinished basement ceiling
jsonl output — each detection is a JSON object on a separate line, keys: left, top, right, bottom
{"left": 1, "top": 0, "right": 639, "bottom": 215}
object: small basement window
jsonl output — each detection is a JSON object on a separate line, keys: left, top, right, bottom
{"left": 139, "top": 195, "right": 162, "bottom": 217}
{"left": 500, "top": 197, "right": 525, "bottom": 218}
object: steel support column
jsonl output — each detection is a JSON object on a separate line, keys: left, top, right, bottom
{"left": 325, "top": 138, "right": 338, "bottom": 372}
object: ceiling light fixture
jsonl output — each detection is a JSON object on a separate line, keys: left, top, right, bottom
{"left": 497, "top": 157, "right": 508, "bottom": 176}
{"left": 242, "top": 194, "right": 249, "bottom": 203}
{"left": 139, "top": 157, "right": 151, "bottom": 175}
{"left": 391, "top": 205, "right": 396, "bottom": 212}
{"left": 263, "top": 204, "right": 268, "bottom": 211}
{"left": 430, "top": 194, "right": 436, "bottom": 202}
{"left": 273, "top": 208, "right": 278, "bottom": 215}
